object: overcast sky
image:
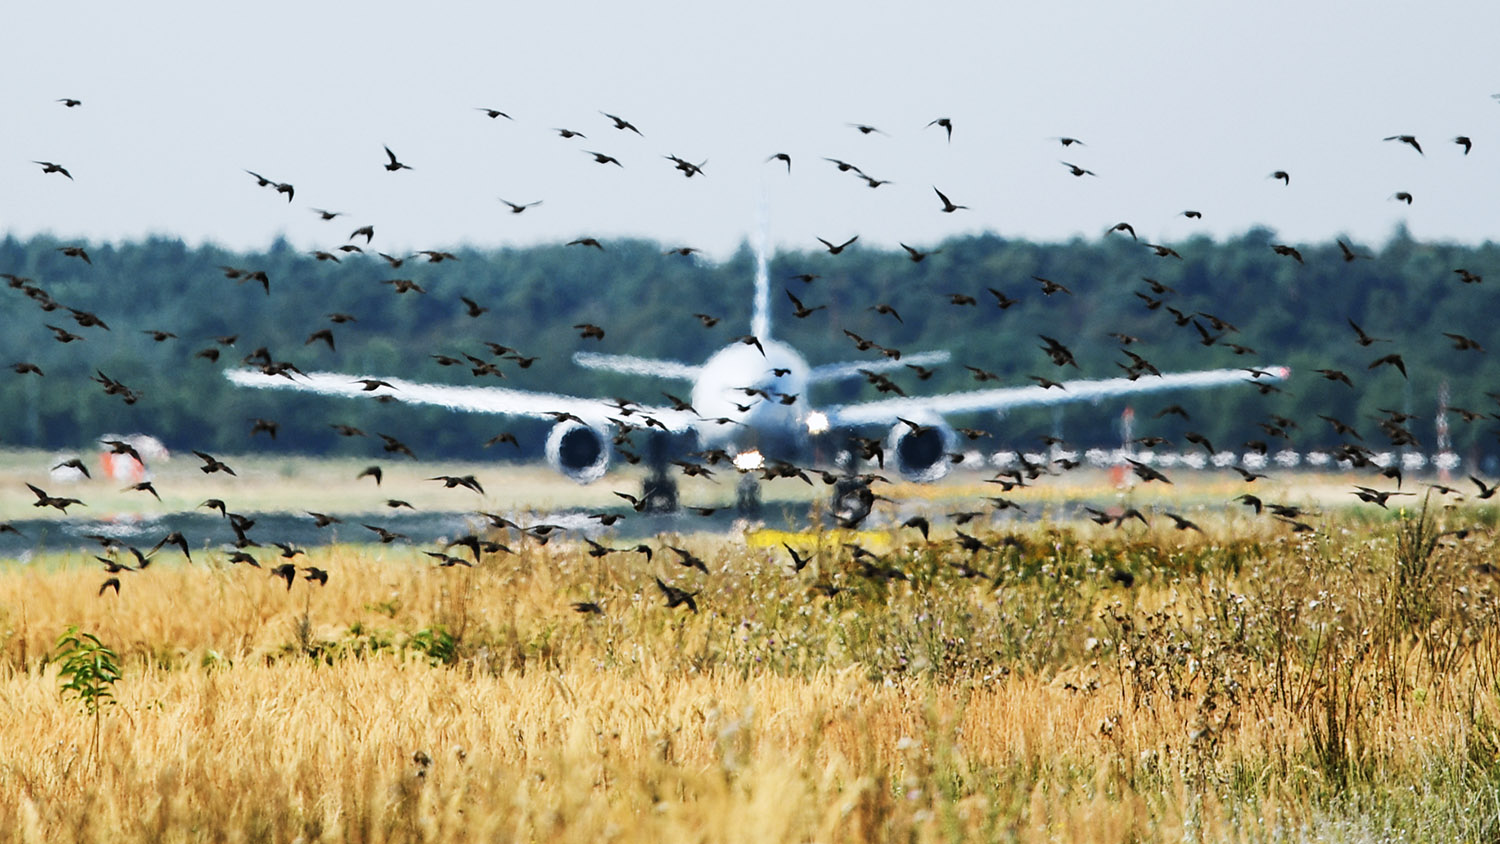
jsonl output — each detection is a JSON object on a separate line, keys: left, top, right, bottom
{"left": 5, "top": 1, "right": 1498, "bottom": 260}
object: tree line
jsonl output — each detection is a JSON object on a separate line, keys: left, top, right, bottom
{"left": 2, "top": 228, "right": 1497, "bottom": 468}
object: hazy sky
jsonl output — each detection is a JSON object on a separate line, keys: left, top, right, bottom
{"left": 6, "top": 1, "right": 1498, "bottom": 259}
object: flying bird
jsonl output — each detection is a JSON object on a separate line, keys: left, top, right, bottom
{"left": 926, "top": 117, "right": 953, "bottom": 141}
{"left": 933, "top": 186, "right": 967, "bottom": 212}
{"left": 601, "top": 111, "right": 643, "bottom": 135}
{"left": 766, "top": 152, "right": 792, "bottom": 171}
{"left": 383, "top": 145, "right": 413, "bottom": 171}
{"left": 817, "top": 235, "right": 858, "bottom": 255}
{"left": 33, "top": 161, "right": 73, "bottom": 179}
{"left": 1383, "top": 134, "right": 1422, "bottom": 155}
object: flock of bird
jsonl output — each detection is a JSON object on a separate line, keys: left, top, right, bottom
{"left": 8, "top": 95, "right": 1500, "bottom": 611}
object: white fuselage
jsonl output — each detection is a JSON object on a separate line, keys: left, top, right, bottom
{"left": 689, "top": 339, "right": 812, "bottom": 453}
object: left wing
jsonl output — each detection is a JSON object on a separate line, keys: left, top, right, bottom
{"left": 824, "top": 366, "right": 1288, "bottom": 427}
{"left": 224, "top": 369, "right": 701, "bottom": 431}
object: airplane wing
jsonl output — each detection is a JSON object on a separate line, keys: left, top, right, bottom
{"left": 224, "top": 369, "right": 701, "bottom": 431}
{"left": 572, "top": 351, "right": 700, "bottom": 380}
{"left": 808, "top": 350, "right": 951, "bottom": 383}
{"left": 823, "top": 366, "right": 1288, "bottom": 427}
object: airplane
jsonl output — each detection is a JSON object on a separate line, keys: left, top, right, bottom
{"left": 227, "top": 244, "right": 1287, "bottom": 510}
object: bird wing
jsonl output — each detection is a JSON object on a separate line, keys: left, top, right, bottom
{"left": 824, "top": 366, "right": 1288, "bottom": 427}
{"left": 225, "top": 369, "right": 699, "bottom": 431}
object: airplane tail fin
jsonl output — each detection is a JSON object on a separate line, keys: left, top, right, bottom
{"left": 750, "top": 192, "right": 771, "bottom": 340}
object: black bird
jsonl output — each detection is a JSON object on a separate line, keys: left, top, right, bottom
{"left": 667, "top": 546, "right": 709, "bottom": 574}
{"left": 357, "top": 465, "right": 383, "bottom": 485}
{"left": 1270, "top": 170, "right": 1290, "bottom": 185}
{"left": 601, "top": 111, "right": 643, "bottom": 135}
{"left": 382, "top": 145, "right": 413, "bottom": 171}
{"left": 933, "top": 187, "right": 967, "bottom": 212}
{"left": 927, "top": 117, "right": 953, "bottom": 141}
{"left": 363, "top": 524, "right": 408, "bottom": 543}
{"left": 817, "top": 235, "right": 858, "bottom": 255}
{"left": 785, "top": 290, "right": 825, "bottom": 318}
{"left": 899, "top": 244, "right": 936, "bottom": 263}
{"left": 271, "top": 563, "right": 297, "bottom": 590}
{"left": 33, "top": 160, "right": 73, "bottom": 180}
{"left": 1454, "top": 136, "right": 1473, "bottom": 155}
{"left": 192, "top": 450, "right": 236, "bottom": 475}
{"left": 52, "top": 457, "right": 89, "bottom": 477}
{"left": 1337, "top": 239, "right": 1369, "bottom": 262}
{"left": 1383, "top": 134, "right": 1422, "bottom": 155}
{"left": 583, "top": 150, "right": 622, "bottom": 167}
{"left": 1164, "top": 512, "right": 1204, "bottom": 533}
{"left": 1347, "top": 319, "right": 1389, "bottom": 346}
{"left": 783, "top": 543, "right": 813, "bottom": 571}
{"left": 767, "top": 152, "right": 792, "bottom": 172}
{"left": 1368, "top": 353, "right": 1407, "bottom": 378}
{"left": 27, "top": 483, "right": 84, "bottom": 512}
{"left": 654, "top": 578, "right": 698, "bottom": 612}
{"left": 1060, "top": 161, "right": 1095, "bottom": 177}
{"left": 901, "top": 516, "right": 931, "bottom": 540}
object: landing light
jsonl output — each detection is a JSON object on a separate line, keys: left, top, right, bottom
{"left": 806, "top": 411, "right": 829, "bottom": 435}
{"left": 733, "top": 450, "right": 765, "bottom": 472}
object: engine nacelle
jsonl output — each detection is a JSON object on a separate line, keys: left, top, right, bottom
{"left": 887, "top": 416, "right": 957, "bottom": 482}
{"left": 545, "top": 420, "right": 610, "bottom": 483}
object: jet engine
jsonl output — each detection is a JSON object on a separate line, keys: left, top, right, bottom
{"left": 545, "top": 420, "right": 610, "bottom": 483}
{"left": 886, "top": 415, "right": 957, "bottom": 482}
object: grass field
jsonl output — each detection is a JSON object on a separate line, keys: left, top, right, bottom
{"left": 3, "top": 455, "right": 1500, "bottom": 842}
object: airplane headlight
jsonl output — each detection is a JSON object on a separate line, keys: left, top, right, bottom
{"left": 733, "top": 449, "right": 765, "bottom": 471}
{"left": 806, "top": 411, "right": 829, "bottom": 435}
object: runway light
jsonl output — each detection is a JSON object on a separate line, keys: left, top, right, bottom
{"left": 805, "top": 411, "right": 829, "bottom": 435}
{"left": 733, "top": 449, "right": 765, "bottom": 472}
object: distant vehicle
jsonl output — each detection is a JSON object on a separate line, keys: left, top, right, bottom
{"left": 228, "top": 250, "right": 1285, "bottom": 507}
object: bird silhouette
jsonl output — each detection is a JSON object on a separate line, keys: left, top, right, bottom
{"left": 382, "top": 145, "right": 413, "bottom": 171}
{"left": 601, "top": 111, "right": 643, "bottom": 135}
{"left": 785, "top": 290, "right": 825, "bottom": 318}
{"left": 33, "top": 161, "right": 73, "bottom": 180}
{"left": 1383, "top": 134, "right": 1422, "bottom": 155}
{"left": 583, "top": 150, "right": 622, "bottom": 167}
{"left": 817, "top": 235, "right": 858, "bottom": 255}
{"left": 654, "top": 578, "right": 698, "bottom": 612}
{"left": 933, "top": 187, "right": 967, "bottom": 213}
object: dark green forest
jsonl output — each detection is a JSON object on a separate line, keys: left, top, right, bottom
{"left": 3, "top": 229, "right": 1498, "bottom": 468}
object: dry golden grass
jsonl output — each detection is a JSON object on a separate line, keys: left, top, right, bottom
{"left": 3, "top": 501, "right": 1500, "bottom": 842}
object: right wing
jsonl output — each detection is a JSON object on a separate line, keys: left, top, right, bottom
{"left": 824, "top": 366, "right": 1288, "bottom": 427}
{"left": 224, "top": 369, "right": 700, "bottom": 431}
